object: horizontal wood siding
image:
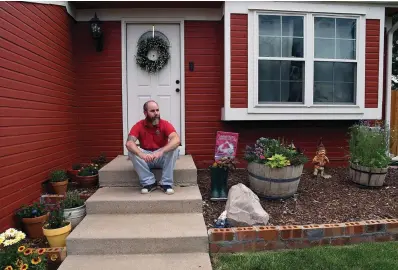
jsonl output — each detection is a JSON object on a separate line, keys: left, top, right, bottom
{"left": 365, "top": 19, "right": 380, "bottom": 108}
{"left": 73, "top": 22, "right": 123, "bottom": 162}
{"left": 0, "top": 2, "right": 78, "bottom": 231}
{"left": 230, "top": 14, "right": 248, "bottom": 108}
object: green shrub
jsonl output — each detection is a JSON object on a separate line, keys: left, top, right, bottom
{"left": 62, "top": 190, "right": 84, "bottom": 209}
{"left": 349, "top": 122, "right": 391, "bottom": 168}
{"left": 49, "top": 170, "right": 68, "bottom": 182}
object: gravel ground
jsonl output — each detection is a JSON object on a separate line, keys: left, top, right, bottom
{"left": 198, "top": 167, "right": 398, "bottom": 228}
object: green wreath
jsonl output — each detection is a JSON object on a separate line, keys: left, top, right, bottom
{"left": 135, "top": 36, "right": 170, "bottom": 73}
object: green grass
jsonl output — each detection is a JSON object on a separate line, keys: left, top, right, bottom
{"left": 212, "top": 242, "right": 398, "bottom": 270}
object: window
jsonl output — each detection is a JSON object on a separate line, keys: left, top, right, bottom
{"left": 258, "top": 15, "right": 305, "bottom": 103}
{"left": 314, "top": 17, "right": 357, "bottom": 104}
{"left": 255, "top": 13, "right": 359, "bottom": 106}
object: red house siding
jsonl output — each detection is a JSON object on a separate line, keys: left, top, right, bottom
{"left": 0, "top": 2, "right": 78, "bottom": 231}
{"left": 73, "top": 22, "right": 123, "bottom": 162}
{"left": 365, "top": 19, "right": 380, "bottom": 108}
{"left": 230, "top": 14, "right": 248, "bottom": 108}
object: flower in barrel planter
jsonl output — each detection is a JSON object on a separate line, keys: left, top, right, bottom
{"left": 209, "top": 157, "right": 236, "bottom": 201}
{"left": 42, "top": 202, "right": 71, "bottom": 247}
{"left": 49, "top": 170, "right": 69, "bottom": 195}
{"left": 76, "top": 163, "right": 99, "bottom": 188}
{"left": 244, "top": 137, "right": 308, "bottom": 199}
{"left": 348, "top": 121, "right": 391, "bottom": 187}
{"left": 0, "top": 228, "right": 47, "bottom": 270}
{"left": 91, "top": 153, "right": 108, "bottom": 169}
{"left": 62, "top": 190, "right": 86, "bottom": 229}
{"left": 16, "top": 202, "right": 49, "bottom": 239}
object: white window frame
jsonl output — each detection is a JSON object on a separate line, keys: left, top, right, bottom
{"left": 248, "top": 10, "right": 366, "bottom": 115}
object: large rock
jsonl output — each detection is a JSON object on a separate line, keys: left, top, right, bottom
{"left": 225, "top": 183, "right": 269, "bottom": 227}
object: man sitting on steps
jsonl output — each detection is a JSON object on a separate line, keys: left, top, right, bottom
{"left": 125, "top": 100, "right": 180, "bottom": 195}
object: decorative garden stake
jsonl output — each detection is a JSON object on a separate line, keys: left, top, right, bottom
{"left": 312, "top": 138, "right": 332, "bottom": 179}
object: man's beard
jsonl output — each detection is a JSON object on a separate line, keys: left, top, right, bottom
{"left": 146, "top": 115, "right": 160, "bottom": 126}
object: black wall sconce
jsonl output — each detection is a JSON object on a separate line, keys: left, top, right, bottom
{"left": 89, "top": 12, "right": 103, "bottom": 52}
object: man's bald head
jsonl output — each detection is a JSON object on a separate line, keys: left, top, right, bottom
{"left": 143, "top": 100, "right": 159, "bottom": 113}
{"left": 143, "top": 100, "right": 160, "bottom": 125}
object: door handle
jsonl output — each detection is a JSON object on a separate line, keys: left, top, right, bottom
{"left": 176, "top": 88, "right": 180, "bottom": 93}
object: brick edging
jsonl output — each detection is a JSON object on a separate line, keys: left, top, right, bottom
{"left": 208, "top": 219, "right": 398, "bottom": 253}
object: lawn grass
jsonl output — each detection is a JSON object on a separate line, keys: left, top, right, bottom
{"left": 212, "top": 242, "right": 398, "bottom": 270}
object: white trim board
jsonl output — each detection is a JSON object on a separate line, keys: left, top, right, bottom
{"left": 75, "top": 8, "right": 223, "bottom": 22}
{"left": 121, "top": 17, "right": 186, "bottom": 156}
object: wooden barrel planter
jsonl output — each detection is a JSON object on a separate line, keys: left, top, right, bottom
{"left": 349, "top": 163, "right": 388, "bottom": 187}
{"left": 247, "top": 162, "right": 304, "bottom": 199}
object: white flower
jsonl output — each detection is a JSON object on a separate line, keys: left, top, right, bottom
{"left": 5, "top": 228, "right": 17, "bottom": 237}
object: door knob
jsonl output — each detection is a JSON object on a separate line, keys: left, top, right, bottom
{"left": 176, "top": 80, "right": 180, "bottom": 84}
{"left": 176, "top": 88, "right": 180, "bottom": 93}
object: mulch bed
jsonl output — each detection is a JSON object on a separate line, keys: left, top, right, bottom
{"left": 198, "top": 167, "right": 398, "bottom": 228}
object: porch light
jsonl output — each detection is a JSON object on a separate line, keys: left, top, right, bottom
{"left": 89, "top": 12, "right": 103, "bottom": 52}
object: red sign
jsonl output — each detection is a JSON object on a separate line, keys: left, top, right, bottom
{"left": 214, "top": 131, "right": 239, "bottom": 160}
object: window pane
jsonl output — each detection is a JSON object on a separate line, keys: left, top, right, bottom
{"left": 259, "top": 15, "right": 281, "bottom": 36}
{"left": 314, "top": 62, "right": 333, "bottom": 82}
{"left": 314, "top": 82, "right": 334, "bottom": 103}
{"left": 282, "top": 37, "right": 303, "bottom": 57}
{"left": 334, "top": 83, "right": 355, "bottom": 103}
{"left": 315, "top": 17, "right": 335, "bottom": 38}
{"left": 315, "top": 38, "right": 335, "bottom": 58}
{"left": 334, "top": 62, "right": 356, "bottom": 82}
{"left": 282, "top": 16, "right": 303, "bottom": 37}
{"left": 259, "top": 81, "right": 280, "bottom": 102}
{"left": 336, "top": 18, "right": 356, "bottom": 39}
{"left": 259, "top": 36, "right": 281, "bottom": 57}
{"left": 258, "top": 60, "right": 280, "bottom": 81}
{"left": 280, "top": 61, "right": 304, "bottom": 81}
{"left": 336, "top": 39, "right": 356, "bottom": 59}
{"left": 258, "top": 60, "right": 304, "bottom": 103}
{"left": 281, "top": 82, "right": 303, "bottom": 102}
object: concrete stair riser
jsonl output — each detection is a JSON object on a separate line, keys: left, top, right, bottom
{"left": 85, "top": 187, "right": 203, "bottom": 214}
{"left": 99, "top": 155, "right": 197, "bottom": 187}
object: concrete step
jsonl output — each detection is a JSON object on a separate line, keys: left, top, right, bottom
{"left": 86, "top": 186, "right": 203, "bottom": 214}
{"left": 58, "top": 253, "right": 212, "bottom": 270}
{"left": 99, "top": 155, "right": 197, "bottom": 187}
{"left": 67, "top": 213, "right": 208, "bottom": 255}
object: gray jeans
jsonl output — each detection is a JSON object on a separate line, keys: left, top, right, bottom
{"left": 128, "top": 148, "right": 179, "bottom": 186}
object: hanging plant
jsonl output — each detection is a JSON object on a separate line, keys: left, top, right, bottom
{"left": 135, "top": 35, "right": 170, "bottom": 73}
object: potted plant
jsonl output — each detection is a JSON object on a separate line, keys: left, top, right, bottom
{"left": 91, "top": 153, "right": 108, "bottom": 169}
{"left": 244, "top": 137, "right": 308, "bottom": 199}
{"left": 209, "top": 157, "right": 236, "bottom": 201}
{"left": 42, "top": 202, "right": 71, "bottom": 247}
{"left": 15, "top": 202, "right": 49, "bottom": 239}
{"left": 76, "top": 163, "right": 99, "bottom": 188}
{"left": 67, "top": 163, "right": 84, "bottom": 183}
{"left": 49, "top": 170, "right": 68, "bottom": 195}
{"left": 62, "top": 190, "right": 86, "bottom": 229}
{"left": 348, "top": 122, "right": 391, "bottom": 186}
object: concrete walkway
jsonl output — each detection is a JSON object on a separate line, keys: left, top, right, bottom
{"left": 58, "top": 155, "right": 212, "bottom": 270}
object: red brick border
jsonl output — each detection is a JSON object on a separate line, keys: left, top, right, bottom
{"left": 208, "top": 219, "right": 398, "bottom": 253}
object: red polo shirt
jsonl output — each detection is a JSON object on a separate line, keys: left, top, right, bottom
{"left": 129, "top": 119, "right": 176, "bottom": 151}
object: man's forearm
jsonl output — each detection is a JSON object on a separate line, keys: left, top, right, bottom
{"left": 125, "top": 135, "right": 142, "bottom": 156}
{"left": 161, "top": 136, "right": 180, "bottom": 153}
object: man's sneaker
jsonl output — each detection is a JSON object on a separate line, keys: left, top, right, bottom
{"left": 141, "top": 183, "right": 157, "bottom": 194}
{"left": 160, "top": 185, "right": 174, "bottom": 195}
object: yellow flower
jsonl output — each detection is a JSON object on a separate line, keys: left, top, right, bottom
{"left": 18, "top": 246, "right": 26, "bottom": 252}
{"left": 50, "top": 254, "right": 58, "bottom": 261}
{"left": 4, "top": 266, "right": 13, "bottom": 270}
{"left": 31, "top": 257, "right": 41, "bottom": 265}
{"left": 23, "top": 248, "right": 33, "bottom": 256}
{"left": 20, "top": 264, "right": 28, "bottom": 270}
{"left": 36, "top": 248, "right": 45, "bottom": 255}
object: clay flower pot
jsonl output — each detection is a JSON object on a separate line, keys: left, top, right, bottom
{"left": 22, "top": 212, "right": 49, "bottom": 239}
{"left": 43, "top": 222, "right": 72, "bottom": 247}
{"left": 51, "top": 179, "right": 68, "bottom": 195}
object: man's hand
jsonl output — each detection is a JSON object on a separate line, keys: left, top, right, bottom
{"left": 152, "top": 150, "right": 164, "bottom": 160}
{"left": 139, "top": 152, "right": 155, "bottom": 163}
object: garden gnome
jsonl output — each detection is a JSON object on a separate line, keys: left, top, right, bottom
{"left": 312, "top": 138, "right": 332, "bottom": 179}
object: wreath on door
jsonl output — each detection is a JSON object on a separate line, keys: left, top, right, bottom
{"left": 135, "top": 35, "right": 170, "bottom": 74}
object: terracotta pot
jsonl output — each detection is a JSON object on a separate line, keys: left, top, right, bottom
{"left": 22, "top": 212, "right": 49, "bottom": 239}
{"left": 76, "top": 174, "right": 98, "bottom": 188}
{"left": 51, "top": 179, "right": 68, "bottom": 195}
{"left": 43, "top": 222, "right": 72, "bottom": 247}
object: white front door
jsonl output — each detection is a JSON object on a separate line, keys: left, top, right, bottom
{"left": 126, "top": 23, "right": 181, "bottom": 143}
